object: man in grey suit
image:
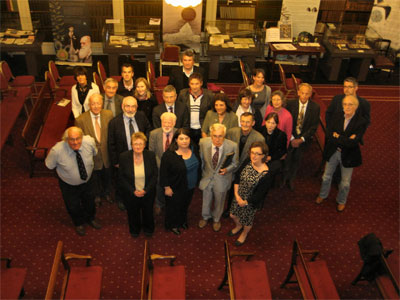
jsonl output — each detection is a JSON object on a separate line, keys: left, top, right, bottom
{"left": 102, "top": 78, "right": 123, "bottom": 117}
{"left": 198, "top": 123, "right": 238, "bottom": 232}
{"left": 75, "top": 93, "right": 114, "bottom": 207}
{"left": 223, "top": 112, "right": 265, "bottom": 217}
{"left": 149, "top": 112, "right": 177, "bottom": 215}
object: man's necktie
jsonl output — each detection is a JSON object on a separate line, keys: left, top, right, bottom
{"left": 129, "top": 118, "right": 134, "bottom": 136}
{"left": 212, "top": 146, "right": 219, "bottom": 169}
{"left": 94, "top": 115, "right": 101, "bottom": 142}
{"left": 165, "top": 133, "right": 170, "bottom": 151}
{"left": 75, "top": 150, "right": 88, "bottom": 180}
{"left": 169, "top": 106, "right": 173, "bottom": 113}
{"left": 106, "top": 99, "right": 112, "bottom": 110}
{"left": 296, "top": 105, "right": 305, "bottom": 135}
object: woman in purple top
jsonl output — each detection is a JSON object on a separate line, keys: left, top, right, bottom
{"left": 262, "top": 90, "right": 292, "bottom": 148}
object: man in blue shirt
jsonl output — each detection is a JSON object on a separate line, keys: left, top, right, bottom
{"left": 45, "top": 126, "right": 101, "bottom": 236}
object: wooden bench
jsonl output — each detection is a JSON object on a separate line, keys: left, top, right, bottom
{"left": 1, "top": 257, "right": 27, "bottom": 299}
{"left": 218, "top": 240, "right": 272, "bottom": 299}
{"left": 141, "top": 240, "right": 185, "bottom": 300}
{"left": 22, "top": 75, "right": 72, "bottom": 177}
{"left": 45, "top": 241, "right": 103, "bottom": 300}
{"left": 281, "top": 240, "right": 340, "bottom": 299}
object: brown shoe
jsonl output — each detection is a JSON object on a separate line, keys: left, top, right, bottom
{"left": 337, "top": 204, "right": 346, "bottom": 212}
{"left": 213, "top": 222, "right": 221, "bottom": 232}
{"left": 315, "top": 196, "right": 324, "bottom": 204}
{"left": 75, "top": 225, "right": 86, "bottom": 236}
{"left": 198, "top": 219, "right": 208, "bottom": 229}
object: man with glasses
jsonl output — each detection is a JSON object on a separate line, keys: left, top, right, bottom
{"left": 108, "top": 96, "right": 151, "bottom": 210}
{"left": 45, "top": 126, "right": 101, "bottom": 236}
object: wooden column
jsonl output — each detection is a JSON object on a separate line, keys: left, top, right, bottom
{"left": 112, "top": 0, "right": 125, "bottom": 35}
{"left": 205, "top": 0, "right": 217, "bottom": 24}
{"left": 17, "top": 0, "right": 33, "bottom": 31}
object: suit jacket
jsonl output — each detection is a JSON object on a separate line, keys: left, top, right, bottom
{"left": 71, "top": 82, "right": 100, "bottom": 118}
{"left": 118, "top": 149, "right": 158, "bottom": 198}
{"left": 286, "top": 99, "right": 320, "bottom": 144}
{"left": 108, "top": 111, "right": 152, "bottom": 165}
{"left": 201, "top": 111, "right": 238, "bottom": 136}
{"left": 75, "top": 109, "right": 113, "bottom": 169}
{"left": 259, "top": 127, "right": 287, "bottom": 161}
{"left": 177, "top": 88, "right": 213, "bottom": 128}
{"left": 324, "top": 111, "right": 367, "bottom": 168}
{"left": 198, "top": 137, "right": 238, "bottom": 193}
{"left": 101, "top": 93, "right": 123, "bottom": 117}
{"left": 148, "top": 127, "right": 177, "bottom": 168}
{"left": 152, "top": 101, "right": 189, "bottom": 129}
{"left": 226, "top": 127, "right": 265, "bottom": 167}
{"left": 168, "top": 66, "right": 207, "bottom": 95}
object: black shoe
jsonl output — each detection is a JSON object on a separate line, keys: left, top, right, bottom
{"left": 89, "top": 220, "right": 102, "bottom": 229}
{"left": 234, "top": 239, "right": 245, "bottom": 246}
{"left": 222, "top": 210, "right": 230, "bottom": 219}
{"left": 75, "top": 225, "right": 86, "bottom": 236}
{"left": 118, "top": 202, "right": 126, "bottom": 211}
{"left": 131, "top": 232, "right": 139, "bottom": 238}
{"left": 181, "top": 223, "right": 188, "bottom": 230}
{"left": 227, "top": 227, "right": 243, "bottom": 237}
{"left": 171, "top": 228, "right": 181, "bottom": 235}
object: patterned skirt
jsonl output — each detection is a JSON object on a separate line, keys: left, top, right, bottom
{"left": 230, "top": 197, "right": 257, "bottom": 226}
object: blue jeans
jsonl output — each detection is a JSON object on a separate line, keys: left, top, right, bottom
{"left": 319, "top": 150, "right": 354, "bottom": 205}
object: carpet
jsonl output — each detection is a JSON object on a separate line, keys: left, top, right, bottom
{"left": 0, "top": 86, "right": 399, "bottom": 299}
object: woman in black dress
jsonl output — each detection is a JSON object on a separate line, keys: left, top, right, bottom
{"left": 229, "top": 141, "right": 271, "bottom": 246}
{"left": 160, "top": 128, "right": 200, "bottom": 235}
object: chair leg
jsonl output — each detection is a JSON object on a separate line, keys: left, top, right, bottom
{"left": 281, "top": 265, "right": 295, "bottom": 288}
{"left": 218, "top": 268, "right": 228, "bottom": 290}
{"left": 351, "top": 270, "right": 363, "bottom": 285}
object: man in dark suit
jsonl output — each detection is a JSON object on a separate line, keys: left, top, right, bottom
{"left": 102, "top": 78, "right": 123, "bottom": 117}
{"left": 152, "top": 85, "right": 189, "bottom": 129}
{"left": 108, "top": 96, "right": 151, "bottom": 209}
{"left": 117, "top": 63, "right": 135, "bottom": 97}
{"left": 177, "top": 72, "right": 213, "bottom": 145}
{"left": 75, "top": 93, "right": 114, "bottom": 207}
{"left": 149, "top": 112, "right": 177, "bottom": 215}
{"left": 282, "top": 83, "right": 320, "bottom": 190}
{"left": 316, "top": 95, "right": 367, "bottom": 212}
{"left": 168, "top": 49, "right": 207, "bottom": 95}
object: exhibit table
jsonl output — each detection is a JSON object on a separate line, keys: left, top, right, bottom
{"left": 267, "top": 43, "right": 326, "bottom": 81}
{"left": 320, "top": 41, "right": 375, "bottom": 82}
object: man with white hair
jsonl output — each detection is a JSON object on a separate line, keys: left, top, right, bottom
{"left": 45, "top": 126, "right": 101, "bottom": 236}
{"left": 198, "top": 123, "right": 238, "bottom": 232}
{"left": 149, "top": 112, "right": 177, "bottom": 215}
{"left": 78, "top": 35, "right": 92, "bottom": 63}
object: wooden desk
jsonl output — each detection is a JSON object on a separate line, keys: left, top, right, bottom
{"left": 0, "top": 36, "right": 43, "bottom": 77}
{"left": 207, "top": 44, "right": 263, "bottom": 80}
{"left": 321, "top": 41, "right": 375, "bottom": 82}
{"left": 268, "top": 43, "right": 325, "bottom": 81}
{"left": 103, "top": 39, "right": 159, "bottom": 76}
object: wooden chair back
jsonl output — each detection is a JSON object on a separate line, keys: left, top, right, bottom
{"left": 97, "top": 61, "right": 107, "bottom": 85}
{"left": 48, "top": 60, "right": 60, "bottom": 82}
{"left": 147, "top": 61, "right": 156, "bottom": 91}
{"left": 160, "top": 44, "right": 180, "bottom": 76}
{"left": 239, "top": 60, "right": 250, "bottom": 87}
{"left": 93, "top": 72, "right": 104, "bottom": 93}
{"left": 0, "top": 61, "right": 14, "bottom": 81}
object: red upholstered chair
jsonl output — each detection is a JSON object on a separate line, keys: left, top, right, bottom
{"left": 141, "top": 240, "right": 185, "bottom": 300}
{"left": 147, "top": 61, "right": 169, "bottom": 91}
{"left": 97, "top": 61, "right": 121, "bottom": 86}
{"left": 281, "top": 240, "right": 339, "bottom": 299}
{"left": 48, "top": 60, "right": 76, "bottom": 87}
{"left": 160, "top": 43, "right": 181, "bottom": 76}
{"left": 239, "top": 59, "right": 250, "bottom": 88}
{"left": 45, "top": 241, "right": 103, "bottom": 300}
{"left": 0, "top": 60, "right": 36, "bottom": 94}
{"left": 278, "top": 64, "right": 302, "bottom": 99}
{"left": 371, "top": 39, "right": 395, "bottom": 78}
{"left": 45, "top": 71, "right": 69, "bottom": 100}
{"left": 218, "top": 240, "right": 272, "bottom": 299}
{"left": 1, "top": 257, "right": 27, "bottom": 299}
{"left": 93, "top": 72, "right": 104, "bottom": 94}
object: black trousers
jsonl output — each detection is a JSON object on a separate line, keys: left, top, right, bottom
{"left": 58, "top": 177, "right": 96, "bottom": 227}
{"left": 165, "top": 188, "right": 195, "bottom": 229}
{"left": 92, "top": 166, "right": 112, "bottom": 197}
{"left": 123, "top": 193, "right": 155, "bottom": 235}
{"left": 190, "top": 128, "right": 202, "bottom": 146}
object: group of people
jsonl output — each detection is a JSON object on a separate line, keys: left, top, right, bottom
{"left": 46, "top": 50, "right": 370, "bottom": 246}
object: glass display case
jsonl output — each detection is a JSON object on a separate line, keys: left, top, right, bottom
{"left": 323, "top": 27, "right": 371, "bottom": 51}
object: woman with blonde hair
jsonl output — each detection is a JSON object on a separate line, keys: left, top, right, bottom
{"left": 134, "top": 77, "right": 158, "bottom": 124}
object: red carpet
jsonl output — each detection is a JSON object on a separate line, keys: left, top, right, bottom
{"left": 1, "top": 86, "right": 399, "bottom": 299}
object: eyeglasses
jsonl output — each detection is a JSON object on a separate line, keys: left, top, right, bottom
{"left": 250, "top": 151, "right": 264, "bottom": 156}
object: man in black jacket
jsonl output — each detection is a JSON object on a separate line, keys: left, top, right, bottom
{"left": 282, "top": 83, "right": 320, "bottom": 191}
